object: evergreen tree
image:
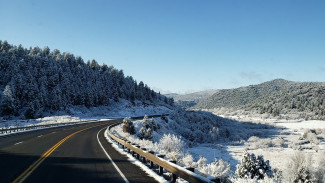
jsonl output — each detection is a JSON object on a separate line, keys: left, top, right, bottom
{"left": 236, "top": 152, "right": 273, "bottom": 180}
{"left": 1, "top": 84, "right": 16, "bottom": 115}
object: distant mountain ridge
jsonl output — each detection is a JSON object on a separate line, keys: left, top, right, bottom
{"left": 194, "top": 79, "right": 325, "bottom": 120}
{"left": 165, "top": 90, "right": 218, "bottom": 108}
{"left": 173, "top": 90, "right": 218, "bottom": 102}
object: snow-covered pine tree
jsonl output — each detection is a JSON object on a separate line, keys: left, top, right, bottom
{"left": 236, "top": 151, "right": 273, "bottom": 180}
{"left": 142, "top": 115, "right": 149, "bottom": 128}
{"left": 137, "top": 115, "right": 154, "bottom": 140}
{"left": 0, "top": 84, "right": 16, "bottom": 116}
{"left": 122, "top": 117, "right": 135, "bottom": 135}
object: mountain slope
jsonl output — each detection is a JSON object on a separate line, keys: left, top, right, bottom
{"left": 194, "top": 79, "right": 325, "bottom": 120}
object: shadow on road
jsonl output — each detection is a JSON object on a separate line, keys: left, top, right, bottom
{"left": 0, "top": 150, "right": 130, "bottom": 183}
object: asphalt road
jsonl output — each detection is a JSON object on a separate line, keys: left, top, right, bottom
{"left": 0, "top": 120, "right": 158, "bottom": 183}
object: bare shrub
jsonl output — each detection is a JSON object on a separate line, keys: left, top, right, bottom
{"left": 181, "top": 154, "right": 195, "bottom": 167}
{"left": 284, "top": 151, "right": 315, "bottom": 183}
{"left": 302, "top": 129, "right": 320, "bottom": 145}
{"left": 195, "top": 156, "right": 207, "bottom": 169}
{"left": 199, "top": 158, "right": 231, "bottom": 180}
{"left": 248, "top": 137, "right": 273, "bottom": 149}
{"left": 159, "top": 133, "right": 185, "bottom": 160}
{"left": 272, "top": 137, "right": 285, "bottom": 147}
{"left": 314, "top": 159, "right": 325, "bottom": 183}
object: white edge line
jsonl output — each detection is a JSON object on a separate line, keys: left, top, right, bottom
{"left": 104, "top": 127, "right": 168, "bottom": 183}
{"left": 97, "top": 127, "right": 130, "bottom": 183}
{"left": 14, "top": 141, "right": 23, "bottom": 145}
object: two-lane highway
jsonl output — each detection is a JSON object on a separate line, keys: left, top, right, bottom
{"left": 0, "top": 120, "right": 158, "bottom": 183}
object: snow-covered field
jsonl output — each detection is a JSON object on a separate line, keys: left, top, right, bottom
{"left": 111, "top": 110, "right": 325, "bottom": 182}
{"left": 0, "top": 99, "right": 172, "bottom": 129}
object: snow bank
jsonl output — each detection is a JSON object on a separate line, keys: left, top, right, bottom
{"left": 0, "top": 99, "right": 172, "bottom": 128}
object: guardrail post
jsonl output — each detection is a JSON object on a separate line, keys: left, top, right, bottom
{"left": 135, "top": 145, "right": 140, "bottom": 159}
{"left": 149, "top": 151, "right": 155, "bottom": 168}
{"left": 186, "top": 167, "right": 195, "bottom": 172}
{"left": 159, "top": 166, "right": 164, "bottom": 175}
{"left": 140, "top": 148, "right": 147, "bottom": 163}
{"left": 126, "top": 141, "right": 131, "bottom": 153}
{"left": 170, "top": 160, "right": 177, "bottom": 183}
{"left": 157, "top": 154, "right": 165, "bottom": 175}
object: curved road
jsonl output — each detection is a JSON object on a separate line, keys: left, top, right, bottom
{"left": 0, "top": 120, "right": 158, "bottom": 183}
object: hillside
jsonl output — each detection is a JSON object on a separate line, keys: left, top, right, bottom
{"left": 0, "top": 41, "right": 173, "bottom": 119}
{"left": 194, "top": 79, "right": 325, "bottom": 120}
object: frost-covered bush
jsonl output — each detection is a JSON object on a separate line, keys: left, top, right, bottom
{"left": 231, "top": 176, "right": 280, "bottom": 183}
{"left": 122, "top": 117, "right": 135, "bottom": 134}
{"left": 181, "top": 154, "right": 195, "bottom": 167}
{"left": 195, "top": 157, "right": 208, "bottom": 169}
{"left": 248, "top": 136, "right": 286, "bottom": 149}
{"left": 198, "top": 158, "right": 231, "bottom": 180}
{"left": 236, "top": 152, "right": 273, "bottom": 180}
{"left": 284, "top": 152, "right": 315, "bottom": 183}
{"left": 272, "top": 137, "right": 285, "bottom": 148}
{"left": 248, "top": 136, "right": 260, "bottom": 143}
{"left": 302, "top": 129, "right": 320, "bottom": 145}
{"left": 314, "top": 128, "right": 323, "bottom": 135}
{"left": 159, "top": 133, "right": 185, "bottom": 160}
{"left": 248, "top": 137, "right": 273, "bottom": 149}
{"left": 125, "top": 134, "right": 160, "bottom": 152}
{"left": 314, "top": 155, "right": 325, "bottom": 183}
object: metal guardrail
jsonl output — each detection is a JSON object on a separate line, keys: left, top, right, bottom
{"left": 0, "top": 114, "right": 167, "bottom": 135}
{"left": 107, "top": 123, "right": 212, "bottom": 183}
{"left": 0, "top": 120, "right": 98, "bottom": 135}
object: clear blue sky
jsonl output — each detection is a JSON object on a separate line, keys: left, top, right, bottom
{"left": 1, "top": 0, "right": 324, "bottom": 94}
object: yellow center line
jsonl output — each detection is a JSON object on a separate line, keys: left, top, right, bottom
{"left": 13, "top": 123, "right": 106, "bottom": 183}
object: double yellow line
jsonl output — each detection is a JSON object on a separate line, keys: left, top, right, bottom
{"left": 13, "top": 124, "right": 104, "bottom": 183}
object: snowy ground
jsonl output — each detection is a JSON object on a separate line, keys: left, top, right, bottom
{"left": 111, "top": 111, "right": 325, "bottom": 181}
{"left": 0, "top": 99, "right": 172, "bottom": 128}
{"left": 210, "top": 114, "right": 325, "bottom": 174}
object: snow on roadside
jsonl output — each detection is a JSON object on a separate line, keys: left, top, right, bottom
{"left": 0, "top": 99, "right": 172, "bottom": 128}
{"left": 104, "top": 127, "right": 168, "bottom": 183}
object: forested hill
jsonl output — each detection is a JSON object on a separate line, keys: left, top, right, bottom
{"left": 0, "top": 40, "right": 172, "bottom": 119}
{"left": 194, "top": 79, "right": 325, "bottom": 120}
